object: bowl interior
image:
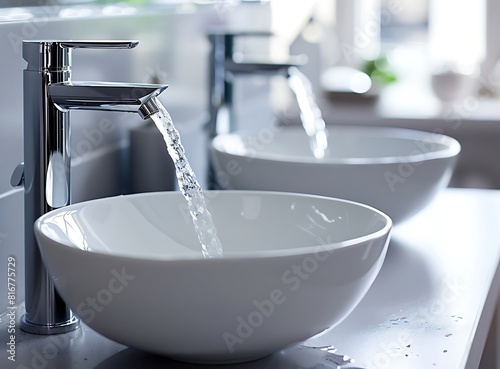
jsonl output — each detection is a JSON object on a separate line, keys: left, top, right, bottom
{"left": 212, "top": 126, "right": 460, "bottom": 164}
{"left": 37, "top": 191, "right": 391, "bottom": 260}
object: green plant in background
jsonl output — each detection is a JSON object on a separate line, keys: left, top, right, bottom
{"left": 361, "top": 55, "right": 397, "bottom": 86}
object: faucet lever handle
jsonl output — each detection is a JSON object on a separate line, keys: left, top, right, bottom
{"left": 208, "top": 31, "right": 272, "bottom": 38}
{"left": 208, "top": 31, "right": 272, "bottom": 46}
{"left": 23, "top": 40, "right": 139, "bottom": 70}
{"left": 59, "top": 40, "right": 139, "bottom": 49}
{"left": 208, "top": 31, "right": 274, "bottom": 58}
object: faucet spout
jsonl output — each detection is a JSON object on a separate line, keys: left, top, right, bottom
{"left": 49, "top": 82, "right": 168, "bottom": 119}
{"left": 224, "top": 55, "right": 307, "bottom": 75}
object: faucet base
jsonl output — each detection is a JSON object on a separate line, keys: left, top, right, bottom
{"left": 20, "top": 315, "right": 80, "bottom": 335}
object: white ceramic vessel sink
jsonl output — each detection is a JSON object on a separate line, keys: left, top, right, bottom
{"left": 35, "top": 191, "right": 391, "bottom": 364}
{"left": 211, "top": 126, "right": 461, "bottom": 224}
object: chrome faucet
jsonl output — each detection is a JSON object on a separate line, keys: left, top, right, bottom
{"left": 207, "top": 31, "right": 306, "bottom": 137}
{"left": 207, "top": 32, "right": 305, "bottom": 188}
{"left": 12, "top": 40, "right": 167, "bottom": 335}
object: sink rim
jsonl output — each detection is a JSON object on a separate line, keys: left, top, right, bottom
{"left": 35, "top": 190, "right": 392, "bottom": 262}
{"left": 211, "top": 125, "right": 461, "bottom": 165}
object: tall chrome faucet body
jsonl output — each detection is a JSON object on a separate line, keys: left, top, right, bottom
{"left": 13, "top": 40, "right": 167, "bottom": 335}
{"left": 207, "top": 32, "right": 305, "bottom": 138}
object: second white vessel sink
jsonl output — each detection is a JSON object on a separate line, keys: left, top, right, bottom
{"left": 211, "top": 126, "right": 461, "bottom": 224}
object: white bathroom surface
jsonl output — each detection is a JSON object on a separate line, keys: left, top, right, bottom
{"left": 305, "top": 187, "right": 500, "bottom": 369}
{"left": 1, "top": 188, "right": 500, "bottom": 369}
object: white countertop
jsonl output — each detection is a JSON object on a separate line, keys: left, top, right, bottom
{"left": 306, "top": 187, "right": 500, "bottom": 369}
{"left": 2, "top": 188, "right": 500, "bottom": 368}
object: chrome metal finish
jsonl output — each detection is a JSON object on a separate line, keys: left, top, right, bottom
{"left": 138, "top": 97, "right": 162, "bottom": 119}
{"left": 49, "top": 82, "right": 167, "bottom": 113}
{"left": 207, "top": 31, "right": 306, "bottom": 137}
{"left": 20, "top": 315, "right": 80, "bottom": 335}
{"left": 19, "top": 40, "right": 168, "bottom": 335}
{"left": 59, "top": 40, "right": 139, "bottom": 49}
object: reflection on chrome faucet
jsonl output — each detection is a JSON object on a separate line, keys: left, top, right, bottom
{"left": 13, "top": 40, "right": 168, "bottom": 335}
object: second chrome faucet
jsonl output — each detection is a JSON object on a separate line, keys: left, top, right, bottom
{"left": 207, "top": 31, "right": 306, "bottom": 138}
